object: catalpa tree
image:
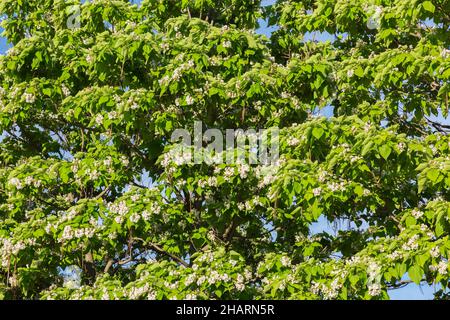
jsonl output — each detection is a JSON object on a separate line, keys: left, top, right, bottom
{"left": 0, "top": 0, "right": 449, "bottom": 300}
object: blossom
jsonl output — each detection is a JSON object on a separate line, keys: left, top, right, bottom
{"left": 196, "top": 276, "right": 207, "bottom": 286}
{"left": 397, "top": 142, "right": 406, "bottom": 152}
{"left": 108, "top": 111, "right": 118, "bottom": 120}
{"left": 185, "top": 95, "right": 194, "bottom": 105}
{"left": 368, "top": 283, "right": 381, "bottom": 296}
{"left": 388, "top": 251, "right": 402, "bottom": 261}
{"left": 350, "top": 155, "right": 361, "bottom": 163}
{"left": 402, "top": 234, "right": 419, "bottom": 251}
{"left": 60, "top": 226, "right": 74, "bottom": 241}
{"left": 437, "top": 261, "right": 448, "bottom": 275}
{"left": 318, "top": 170, "right": 328, "bottom": 183}
{"left": 287, "top": 137, "right": 300, "bottom": 146}
{"left": 312, "top": 187, "right": 322, "bottom": 196}
{"left": 224, "top": 167, "right": 235, "bottom": 179}
{"left": 120, "top": 156, "right": 130, "bottom": 167}
{"left": 22, "top": 92, "right": 36, "bottom": 104}
{"left": 411, "top": 209, "right": 424, "bottom": 219}
{"left": 280, "top": 256, "right": 291, "bottom": 267}
{"left": 222, "top": 40, "right": 232, "bottom": 48}
{"left": 235, "top": 282, "right": 245, "bottom": 291}
{"left": 430, "top": 246, "right": 440, "bottom": 258}
{"left": 86, "top": 54, "right": 94, "bottom": 64}
{"left": 108, "top": 201, "right": 129, "bottom": 215}
{"left": 129, "top": 213, "right": 140, "bottom": 223}
{"left": 9, "top": 177, "right": 23, "bottom": 189}
{"left": 347, "top": 69, "right": 354, "bottom": 77}
{"left": 440, "top": 48, "right": 450, "bottom": 59}
{"left": 95, "top": 114, "right": 104, "bottom": 126}
{"left": 61, "top": 84, "right": 71, "bottom": 97}
{"left": 238, "top": 164, "right": 250, "bottom": 179}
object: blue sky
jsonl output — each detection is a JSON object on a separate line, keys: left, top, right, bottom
{"left": 0, "top": 2, "right": 446, "bottom": 300}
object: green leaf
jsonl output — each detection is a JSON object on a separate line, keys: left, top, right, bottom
{"left": 408, "top": 265, "right": 423, "bottom": 285}
{"left": 426, "top": 169, "right": 440, "bottom": 183}
{"left": 379, "top": 145, "right": 392, "bottom": 160}
{"left": 354, "top": 66, "right": 364, "bottom": 77}
{"left": 312, "top": 127, "right": 324, "bottom": 139}
{"left": 422, "top": 1, "right": 435, "bottom": 13}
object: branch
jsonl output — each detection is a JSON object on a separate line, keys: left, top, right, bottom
{"left": 132, "top": 237, "right": 189, "bottom": 267}
{"left": 149, "top": 242, "right": 189, "bottom": 267}
{"left": 95, "top": 186, "right": 110, "bottom": 200}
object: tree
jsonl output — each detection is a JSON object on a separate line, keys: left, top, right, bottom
{"left": 0, "top": 0, "right": 449, "bottom": 300}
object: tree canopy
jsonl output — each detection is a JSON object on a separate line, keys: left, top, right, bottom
{"left": 0, "top": 0, "right": 449, "bottom": 300}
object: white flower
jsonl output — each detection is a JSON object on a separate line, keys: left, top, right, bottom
{"left": 224, "top": 167, "right": 235, "bottom": 179}
{"left": 61, "top": 226, "right": 74, "bottom": 241}
{"left": 280, "top": 256, "right": 291, "bottom": 267}
{"left": 95, "top": 114, "right": 104, "bottom": 126}
{"left": 318, "top": 170, "right": 328, "bottom": 183}
{"left": 103, "top": 157, "right": 112, "bottom": 167}
{"left": 368, "top": 283, "right": 381, "bottom": 296}
{"left": 22, "top": 92, "right": 36, "bottom": 104}
{"left": 411, "top": 209, "right": 424, "bottom": 219}
{"left": 88, "top": 169, "right": 99, "bottom": 180}
{"left": 430, "top": 246, "right": 440, "bottom": 258}
{"left": 222, "top": 40, "right": 232, "bottom": 48}
{"left": 365, "top": 5, "right": 383, "bottom": 29}
{"left": 397, "top": 142, "right": 406, "bottom": 152}
{"left": 196, "top": 276, "right": 207, "bottom": 286}
{"left": 388, "top": 251, "right": 402, "bottom": 261}
{"left": 185, "top": 95, "right": 194, "bottom": 105}
{"left": 368, "top": 262, "right": 380, "bottom": 280}
{"left": 207, "top": 177, "right": 217, "bottom": 187}
{"left": 402, "top": 234, "right": 419, "bottom": 251}
{"left": 86, "top": 54, "right": 94, "bottom": 64}
{"left": 147, "top": 291, "right": 157, "bottom": 300}
{"left": 129, "top": 213, "right": 140, "bottom": 223}
{"left": 150, "top": 202, "right": 161, "bottom": 215}
{"left": 8, "top": 275, "right": 18, "bottom": 287}
{"left": 437, "top": 261, "right": 448, "bottom": 275}
{"left": 350, "top": 155, "right": 361, "bottom": 163}
{"left": 347, "top": 69, "right": 354, "bottom": 78}
{"left": 75, "top": 229, "right": 84, "bottom": 238}
{"left": 120, "top": 156, "right": 129, "bottom": 167}
{"left": 108, "top": 111, "right": 118, "bottom": 120}
{"left": 61, "top": 84, "right": 71, "bottom": 97}
{"left": 9, "top": 177, "right": 23, "bottom": 189}
{"left": 287, "top": 137, "right": 300, "bottom": 146}
{"left": 45, "top": 224, "right": 53, "bottom": 234}
{"left": 142, "top": 210, "right": 151, "bottom": 221}
{"left": 281, "top": 91, "right": 290, "bottom": 99}
{"left": 440, "top": 48, "right": 450, "bottom": 59}
{"left": 238, "top": 164, "right": 250, "bottom": 179}
{"left": 221, "top": 273, "right": 230, "bottom": 282}
{"left": 312, "top": 187, "right": 322, "bottom": 197}
{"left": 184, "top": 274, "right": 196, "bottom": 286}
{"left": 235, "top": 282, "right": 245, "bottom": 291}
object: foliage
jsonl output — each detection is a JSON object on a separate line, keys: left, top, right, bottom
{"left": 0, "top": 0, "right": 449, "bottom": 300}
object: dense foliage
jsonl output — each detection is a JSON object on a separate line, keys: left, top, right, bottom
{"left": 0, "top": 0, "right": 449, "bottom": 300}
